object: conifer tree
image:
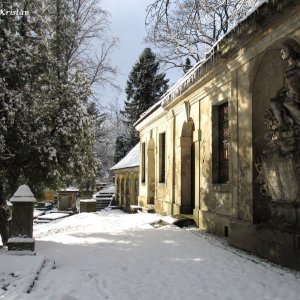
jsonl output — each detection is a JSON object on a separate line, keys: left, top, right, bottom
{"left": 114, "top": 136, "right": 130, "bottom": 164}
{"left": 0, "top": 0, "right": 55, "bottom": 195}
{"left": 123, "top": 48, "right": 169, "bottom": 125}
{"left": 114, "top": 48, "right": 169, "bottom": 162}
{"left": 0, "top": 0, "right": 104, "bottom": 196}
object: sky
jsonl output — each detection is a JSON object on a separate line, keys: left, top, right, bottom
{"left": 99, "top": 0, "right": 181, "bottom": 108}
{"left": 1, "top": 210, "right": 300, "bottom": 299}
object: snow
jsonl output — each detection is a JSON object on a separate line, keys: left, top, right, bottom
{"left": 130, "top": 205, "right": 142, "bottom": 208}
{"left": 60, "top": 187, "right": 79, "bottom": 192}
{"left": 7, "top": 238, "right": 35, "bottom": 243}
{"left": 92, "top": 185, "right": 115, "bottom": 199}
{"left": 37, "top": 213, "right": 70, "bottom": 221}
{"left": 98, "top": 185, "right": 115, "bottom": 194}
{"left": 1, "top": 210, "right": 299, "bottom": 300}
{"left": 10, "top": 185, "right": 36, "bottom": 203}
{"left": 110, "top": 143, "right": 140, "bottom": 170}
{"left": 80, "top": 199, "right": 96, "bottom": 203}
{"left": 34, "top": 210, "right": 45, "bottom": 218}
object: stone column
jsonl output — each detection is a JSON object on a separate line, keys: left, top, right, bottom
{"left": 179, "top": 136, "right": 192, "bottom": 214}
{"left": 193, "top": 129, "right": 201, "bottom": 226}
{"left": 7, "top": 185, "right": 36, "bottom": 253}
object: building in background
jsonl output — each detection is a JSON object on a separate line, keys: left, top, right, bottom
{"left": 110, "top": 144, "right": 140, "bottom": 211}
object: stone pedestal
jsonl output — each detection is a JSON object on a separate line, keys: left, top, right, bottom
{"left": 229, "top": 219, "right": 300, "bottom": 270}
{"left": 7, "top": 185, "right": 36, "bottom": 253}
{"left": 58, "top": 189, "right": 78, "bottom": 212}
{"left": 258, "top": 151, "right": 300, "bottom": 230}
{"left": 80, "top": 199, "right": 96, "bottom": 213}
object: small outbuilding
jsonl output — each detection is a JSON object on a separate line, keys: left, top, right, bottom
{"left": 110, "top": 144, "right": 140, "bottom": 211}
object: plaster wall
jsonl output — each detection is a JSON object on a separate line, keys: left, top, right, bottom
{"left": 136, "top": 0, "right": 300, "bottom": 236}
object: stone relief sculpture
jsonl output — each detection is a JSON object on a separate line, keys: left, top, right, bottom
{"left": 256, "top": 39, "right": 300, "bottom": 231}
{"left": 270, "top": 40, "right": 300, "bottom": 132}
{"left": 264, "top": 39, "right": 300, "bottom": 153}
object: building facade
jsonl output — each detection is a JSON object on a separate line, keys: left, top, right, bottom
{"left": 135, "top": 0, "right": 300, "bottom": 269}
{"left": 110, "top": 144, "right": 139, "bottom": 211}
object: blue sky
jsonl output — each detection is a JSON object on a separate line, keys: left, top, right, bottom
{"left": 99, "top": 0, "right": 181, "bottom": 108}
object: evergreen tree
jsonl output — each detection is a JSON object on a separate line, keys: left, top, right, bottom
{"left": 114, "top": 136, "right": 131, "bottom": 164}
{"left": 124, "top": 48, "right": 169, "bottom": 125}
{"left": 0, "top": 0, "right": 99, "bottom": 196}
{"left": 115, "top": 48, "right": 169, "bottom": 162}
{"left": 0, "top": 0, "right": 53, "bottom": 195}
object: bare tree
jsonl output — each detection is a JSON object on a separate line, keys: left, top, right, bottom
{"left": 94, "top": 97, "right": 126, "bottom": 180}
{"left": 145, "top": 0, "right": 261, "bottom": 70}
{"left": 50, "top": 0, "right": 119, "bottom": 89}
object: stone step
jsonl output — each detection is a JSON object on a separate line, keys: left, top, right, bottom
{"left": 171, "top": 214, "right": 196, "bottom": 228}
{"left": 95, "top": 197, "right": 113, "bottom": 201}
{"left": 96, "top": 193, "right": 114, "bottom": 197}
{"left": 96, "top": 200, "right": 111, "bottom": 205}
{"left": 96, "top": 197, "right": 113, "bottom": 210}
{"left": 142, "top": 207, "right": 155, "bottom": 213}
{"left": 130, "top": 205, "right": 143, "bottom": 213}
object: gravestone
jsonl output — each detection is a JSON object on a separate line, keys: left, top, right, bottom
{"left": 58, "top": 188, "right": 78, "bottom": 212}
{"left": 80, "top": 199, "right": 96, "bottom": 213}
{"left": 7, "top": 185, "right": 36, "bottom": 253}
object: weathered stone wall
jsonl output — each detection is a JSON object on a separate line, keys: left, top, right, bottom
{"left": 136, "top": 0, "right": 300, "bottom": 269}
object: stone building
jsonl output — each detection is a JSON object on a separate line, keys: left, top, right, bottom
{"left": 135, "top": 0, "right": 300, "bottom": 270}
{"left": 110, "top": 144, "right": 140, "bottom": 211}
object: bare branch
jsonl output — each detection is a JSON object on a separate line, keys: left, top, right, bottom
{"left": 145, "top": 0, "right": 262, "bottom": 69}
{"left": 53, "top": 0, "right": 119, "bottom": 90}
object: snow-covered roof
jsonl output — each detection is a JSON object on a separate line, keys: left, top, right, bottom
{"left": 110, "top": 144, "right": 140, "bottom": 171}
{"left": 134, "top": 0, "right": 272, "bottom": 127}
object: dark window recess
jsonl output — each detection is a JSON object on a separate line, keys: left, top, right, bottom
{"left": 224, "top": 226, "right": 229, "bottom": 238}
{"left": 212, "top": 102, "right": 229, "bottom": 184}
{"left": 218, "top": 103, "right": 229, "bottom": 183}
{"left": 141, "top": 143, "right": 146, "bottom": 183}
{"left": 159, "top": 132, "right": 166, "bottom": 183}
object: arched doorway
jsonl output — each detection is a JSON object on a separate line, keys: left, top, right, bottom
{"left": 126, "top": 178, "right": 130, "bottom": 210}
{"left": 147, "top": 139, "right": 155, "bottom": 205}
{"left": 116, "top": 178, "right": 120, "bottom": 204}
{"left": 180, "top": 119, "right": 195, "bottom": 214}
{"left": 134, "top": 177, "right": 139, "bottom": 205}
{"left": 121, "top": 178, "right": 125, "bottom": 208}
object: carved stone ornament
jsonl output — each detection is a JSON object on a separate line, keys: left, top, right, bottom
{"left": 257, "top": 39, "right": 300, "bottom": 230}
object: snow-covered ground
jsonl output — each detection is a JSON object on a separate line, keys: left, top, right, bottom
{"left": 0, "top": 210, "right": 299, "bottom": 300}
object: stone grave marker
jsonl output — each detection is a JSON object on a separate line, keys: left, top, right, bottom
{"left": 7, "top": 185, "right": 36, "bottom": 253}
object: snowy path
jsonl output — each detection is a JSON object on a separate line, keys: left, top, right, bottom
{"left": 1, "top": 210, "right": 300, "bottom": 300}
